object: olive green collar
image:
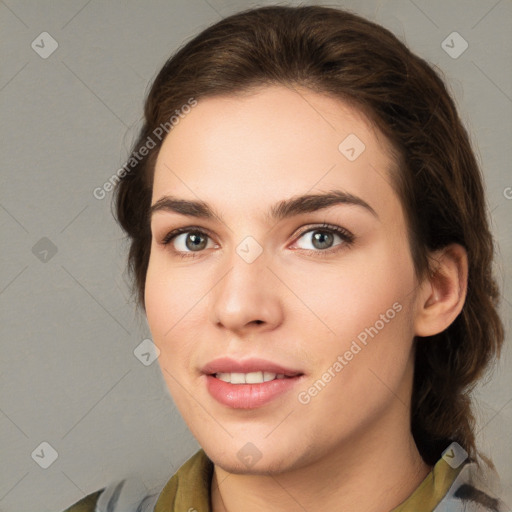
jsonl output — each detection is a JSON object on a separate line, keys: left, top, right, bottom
{"left": 154, "top": 449, "right": 462, "bottom": 512}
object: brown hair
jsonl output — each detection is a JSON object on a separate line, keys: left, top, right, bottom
{"left": 113, "top": 5, "right": 504, "bottom": 466}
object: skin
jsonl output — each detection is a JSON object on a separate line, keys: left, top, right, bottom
{"left": 145, "top": 85, "right": 468, "bottom": 511}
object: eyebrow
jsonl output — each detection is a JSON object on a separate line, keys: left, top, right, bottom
{"left": 149, "top": 189, "right": 378, "bottom": 223}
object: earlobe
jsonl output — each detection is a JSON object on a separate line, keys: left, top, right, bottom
{"left": 414, "top": 244, "right": 468, "bottom": 337}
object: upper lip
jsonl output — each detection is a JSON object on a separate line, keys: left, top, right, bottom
{"left": 202, "top": 357, "right": 304, "bottom": 377}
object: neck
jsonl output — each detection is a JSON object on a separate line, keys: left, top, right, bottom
{"left": 211, "top": 406, "right": 431, "bottom": 512}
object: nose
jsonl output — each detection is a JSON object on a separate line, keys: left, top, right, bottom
{"left": 209, "top": 244, "right": 284, "bottom": 335}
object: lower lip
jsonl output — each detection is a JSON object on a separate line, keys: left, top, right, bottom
{"left": 205, "top": 374, "right": 304, "bottom": 409}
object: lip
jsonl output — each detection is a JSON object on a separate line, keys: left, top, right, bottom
{"left": 201, "top": 357, "right": 305, "bottom": 409}
{"left": 201, "top": 357, "right": 303, "bottom": 377}
{"left": 204, "top": 374, "right": 305, "bottom": 409}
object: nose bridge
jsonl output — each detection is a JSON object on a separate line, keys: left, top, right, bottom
{"left": 209, "top": 235, "right": 282, "bottom": 331}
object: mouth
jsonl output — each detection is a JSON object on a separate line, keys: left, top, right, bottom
{"left": 201, "top": 357, "right": 305, "bottom": 408}
{"left": 203, "top": 372, "right": 304, "bottom": 409}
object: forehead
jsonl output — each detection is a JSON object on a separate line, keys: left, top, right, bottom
{"left": 152, "top": 85, "right": 400, "bottom": 223}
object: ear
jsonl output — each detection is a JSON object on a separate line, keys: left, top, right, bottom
{"left": 414, "top": 244, "right": 468, "bottom": 337}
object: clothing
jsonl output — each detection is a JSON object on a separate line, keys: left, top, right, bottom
{"left": 62, "top": 448, "right": 509, "bottom": 512}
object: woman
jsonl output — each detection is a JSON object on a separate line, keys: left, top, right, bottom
{"left": 63, "top": 5, "right": 507, "bottom": 512}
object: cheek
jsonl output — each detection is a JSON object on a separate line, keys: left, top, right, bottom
{"left": 294, "top": 239, "right": 417, "bottom": 407}
{"left": 329, "top": 258, "right": 416, "bottom": 401}
{"left": 296, "top": 296, "right": 415, "bottom": 438}
{"left": 144, "top": 269, "right": 192, "bottom": 404}
{"left": 144, "top": 254, "right": 186, "bottom": 358}
{"left": 291, "top": 238, "right": 415, "bottom": 345}
{"left": 144, "top": 252, "right": 208, "bottom": 374}
{"left": 145, "top": 250, "right": 198, "bottom": 333}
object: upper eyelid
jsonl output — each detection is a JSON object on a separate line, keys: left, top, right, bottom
{"left": 160, "top": 225, "right": 215, "bottom": 244}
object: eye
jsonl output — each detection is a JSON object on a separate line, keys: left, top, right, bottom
{"left": 160, "top": 227, "right": 216, "bottom": 258}
{"left": 292, "top": 223, "right": 354, "bottom": 255}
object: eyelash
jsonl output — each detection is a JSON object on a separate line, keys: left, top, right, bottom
{"left": 159, "top": 223, "right": 355, "bottom": 259}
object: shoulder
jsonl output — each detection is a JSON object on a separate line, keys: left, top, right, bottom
{"left": 436, "top": 451, "right": 508, "bottom": 512}
{"left": 61, "top": 489, "right": 104, "bottom": 512}
{"left": 60, "top": 475, "right": 156, "bottom": 512}
{"left": 60, "top": 449, "right": 213, "bottom": 512}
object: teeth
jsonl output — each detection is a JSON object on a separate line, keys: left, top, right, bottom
{"left": 215, "top": 372, "right": 287, "bottom": 384}
{"left": 246, "top": 371, "right": 264, "bottom": 384}
{"left": 264, "top": 371, "right": 278, "bottom": 382}
{"left": 231, "top": 372, "right": 247, "bottom": 384}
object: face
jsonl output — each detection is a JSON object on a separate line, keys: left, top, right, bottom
{"left": 145, "top": 85, "right": 422, "bottom": 474}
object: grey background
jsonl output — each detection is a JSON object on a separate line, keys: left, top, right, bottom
{"left": 0, "top": 0, "right": 511, "bottom": 510}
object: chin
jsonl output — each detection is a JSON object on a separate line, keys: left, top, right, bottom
{"left": 211, "top": 452, "right": 292, "bottom": 475}
{"left": 204, "top": 438, "right": 315, "bottom": 477}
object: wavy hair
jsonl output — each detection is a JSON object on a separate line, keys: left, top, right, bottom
{"left": 113, "top": 5, "right": 504, "bottom": 466}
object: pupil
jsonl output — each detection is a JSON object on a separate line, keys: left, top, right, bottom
{"left": 186, "top": 233, "right": 206, "bottom": 251}
{"left": 313, "top": 231, "right": 332, "bottom": 249}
